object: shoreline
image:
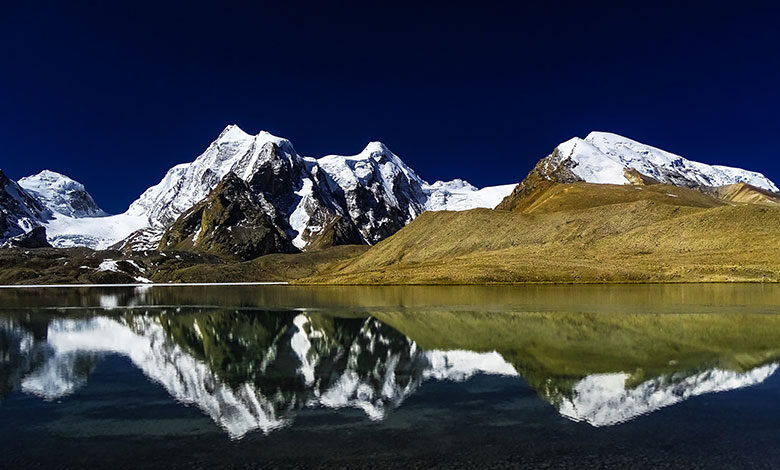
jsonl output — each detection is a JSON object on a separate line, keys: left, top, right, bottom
{"left": 1, "top": 279, "right": 778, "bottom": 289}
{"left": 0, "top": 281, "right": 289, "bottom": 289}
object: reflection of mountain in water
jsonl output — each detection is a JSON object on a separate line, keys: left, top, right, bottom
{"left": 0, "top": 312, "right": 516, "bottom": 438}
{"left": 1, "top": 309, "right": 779, "bottom": 438}
{"left": 556, "top": 365, "right": 778, "bottom": 426}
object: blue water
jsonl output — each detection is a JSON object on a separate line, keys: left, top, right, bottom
{"left": 1, "top": 285, "right": 779, "bottom": 469}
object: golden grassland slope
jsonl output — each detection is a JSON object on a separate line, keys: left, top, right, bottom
{"left": 301, "top": 182, "right": 780, "bottom": 284}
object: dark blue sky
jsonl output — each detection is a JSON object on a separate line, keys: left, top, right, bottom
{"left": 2, "top": 1, "right": 779, "bottom": 213}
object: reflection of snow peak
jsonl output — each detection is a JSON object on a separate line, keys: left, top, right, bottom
{"left": 20, "top": 315, "right": 519, "bottom": 438}
{"left": 21, "top": 352, "right": 92, "bottom": 398}
{"left": 424, "top": 350, "right": 518, "bottom": 381}
{"left": 558, "top": 364, "right": 779, "bottom": 426}
{"left": 290, "top": 314, "right": 318, "bottom": 385}
{"left": 316, "top": 321, "right": 518, "bottom": 421}
{"left": 18, "top": 315, "right": 773, "bottom": 439}
{"left": 39, "top": 318, "right": 287, "bottom": 438}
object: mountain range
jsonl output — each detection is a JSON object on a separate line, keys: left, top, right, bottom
{"left": 1, "top": 127, "right": 779, "bottom": 283}
{"left": 0, "top": 125, "right": 516, "bottom": 253}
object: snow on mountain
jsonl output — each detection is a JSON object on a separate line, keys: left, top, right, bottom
{"left": 118, "top": 125, "right": 513, "bottom": 250}
{"left": 423, "top": 179, "right": 517, "bottom": 211}
{"left": 0, "top": 169, "right": 144, "bottom": 249}
{"left": 42, "top": 212, "right": 148, "bottom": 249}
{"left": 18, "top": 170, "right": 106, "bottom": 218}
{"left": 11, "top": 170, "right": 139, "bottom": 249}
{"left": 9, "top": 126, "right": 774, "bottom": 252}
{"left": 316, "top": 142, "right": 429, "bottom": 243}
{"left": 555, "top": 131, "right": 778, "bottom": 191}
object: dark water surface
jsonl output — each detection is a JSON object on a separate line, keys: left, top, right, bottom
{"left": 2, "top": 284, "right": 780, "bottom": 469}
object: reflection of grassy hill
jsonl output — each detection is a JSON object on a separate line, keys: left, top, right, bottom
{"left": 374, "top": 310, "right": 780, "bottom": 390}
{"left": 147, "top": 305, "right": 780, "bottom": 402}
{"left": 302, "top": 182, "right": 780, "bottom": 284}
{"left": 145, "top": 307, "right": 780, "bottom": 408}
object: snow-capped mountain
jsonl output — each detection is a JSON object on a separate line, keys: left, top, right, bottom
{"left": 126, "top": 126, "right": 302, "bottom": 228}
{"left": 18, "top": 170, "right": 106, "bottom": 218}
{"left": 0, "top": 169, "right": 145, "bottom": 248}
{"left": 120, "top": 125, "right": 515, "bottom": 250}
{"left": 4, "top": 127, "right": 776, "bottom": 252}
{"left": 0, "top": 126, "right": 514, "bottom": 250}
{"left": 554, "top": 131, "right": 778, "bottom": 191}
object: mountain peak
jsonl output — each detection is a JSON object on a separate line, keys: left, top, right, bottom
{"left": 216, "top": 124, "right": 252, "bottom": 142}
{"left": 584, "top": 130, "right": 624, "bottom": 142}
{"left": 18, "top": 170, "right": 106, "bottom": 218}
{"left": 553, "top": 132, "right": 778, "bottom": 192}
{"left": 22, "top": 169, "right": 83, "bottom": 188}
{"left": 361, "top": 141, "right": 392, "bottom": 155}
{"left": 216, "top": 125, "right": 292, "bottom": 148}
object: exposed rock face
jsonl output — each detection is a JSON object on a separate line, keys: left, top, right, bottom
{"left": 158, "top": 172, "right": 295, "bottom": 260}
{"left": 706, "top": 182, "right": 780, "bottom": 206}
{"left": 495, "top": 148, "right": 581, "bottom": 211}
{"left": 316, "top": 142, "right": 429, "bottom": 244}
{"left": 623, "top": 168, "right": 661, "bottom": 186}
{"left": 0, "top": 169, "right": 49, "bottom": 240}
{"left": 0, "top": 226, "right": 52, "bottom": 248}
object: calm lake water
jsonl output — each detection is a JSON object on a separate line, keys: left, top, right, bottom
{"left": 2, "top": 284, "right": 780, "bottom": 469}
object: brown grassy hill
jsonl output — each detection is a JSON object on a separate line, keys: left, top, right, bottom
{"left": 154, "top": 245, "right": 368, "bottom": 283}
{"left": 302, "top": 181, "right": 780, "bottom": 284}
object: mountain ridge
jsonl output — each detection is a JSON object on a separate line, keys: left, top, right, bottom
{"left": 1, "top": 125, "right": 516, "bottom": 250}
{"left": 2, "top": 128, "right": 778, "bottom": 276}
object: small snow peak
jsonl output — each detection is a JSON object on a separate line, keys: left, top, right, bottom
{"left": 362, "top": 141, "right": 392, "bottom": 156}
{"left": 24, "top": 170, "right": 78, "bottom": 186}
{"left": 584, "top": 131, "right": 625, "bottom": 141}
{"left": 426, "top": 179, "right": 477, "bottom": 191}
{"left": 37, "top": 169, "right": 62, "bottom": 178}
{"left": 216, "top": 124, "right": 251, "bottom": 142}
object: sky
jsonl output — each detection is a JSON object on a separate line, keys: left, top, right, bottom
{"left": 1, "top": 1, "right": 779, "bottom": 213}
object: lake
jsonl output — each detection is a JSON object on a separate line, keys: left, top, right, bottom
{"left": 2, "top": 284, "right": 780, "bottom": 469}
